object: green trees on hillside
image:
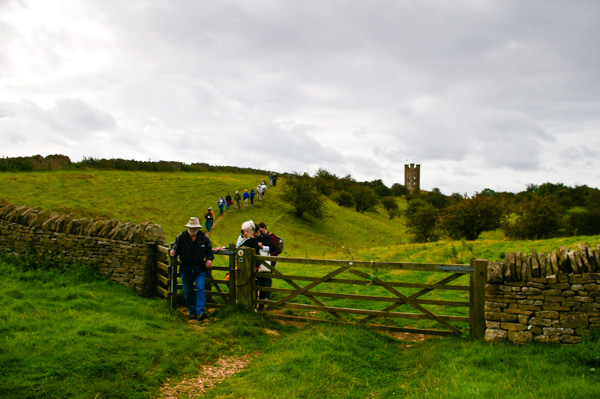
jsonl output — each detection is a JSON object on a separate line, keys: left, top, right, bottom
{"left": 440, "top": 195, "right": 505, "bottom": 240}
{"left": 284, "top": 168, "right": 600, "bottom": 242}
{"left": 282, "top": 173, "right": 326, "bottom": 218}
{"left": 504, "top": 196, "right": 565, "bottom": 239}
{"left": 405, "top": 200, "right": 440, "bottom": 242}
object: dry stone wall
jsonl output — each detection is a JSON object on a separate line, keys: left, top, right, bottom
{"left": 486, "top": 244, "right": 600, "bottom": 344}
{"left": 0, "top": 202, "right": 165, "bottom": 297}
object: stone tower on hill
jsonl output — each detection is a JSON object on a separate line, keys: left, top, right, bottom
{"left": 404, "top": 163, "right": 420, "bottom": 191}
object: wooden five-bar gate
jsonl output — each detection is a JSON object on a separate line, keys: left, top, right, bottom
{"left": 156, "top": 244, "right": 488, "bottom": 338}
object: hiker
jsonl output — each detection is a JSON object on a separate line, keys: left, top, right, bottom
{"left": 250, "top": 188, "right": 255, "bottom": 204}
{"left": 217, "top": 196, "right": 225, "bottom": 216}
{"left": 169, "top": 217, "right": 213, "bottom": 321}
{"left": 204, "top": 207, "right": 214, "bottom": 233}
{"left": 261, "top": 181, "right": 268, "bottom": 198}
{"left": 258, "top": 221, "right": 279, "bottom": 266}
{"left": 272, "top": 172, "right": 277, "bottom": 187}
{"left": 243, "top": 189, "right": 250, "bottom": 207}
{"left": 234, "top": 191, "right": 241, "bottom": 209}
{"left": 225, "top": 193, "right": 232, "bottom": 212}
{"left": 256, "top": 184, "right": 262, "bottom": 200}
{"left": 256, "top": 221, "right": 276, "bottom": 310}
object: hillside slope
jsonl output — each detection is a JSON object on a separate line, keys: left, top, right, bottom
{"left": 1, "top": 169, "right": 598, "bottom": 266}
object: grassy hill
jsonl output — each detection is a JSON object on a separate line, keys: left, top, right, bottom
{"left": 1, "top": 169, "right": 600, "bottom": 398}
{"left": 1, "top": 169, "right": 598, "bottom": 267}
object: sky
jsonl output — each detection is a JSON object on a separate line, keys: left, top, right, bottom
{"left": 1, "top": 0, "right": 599, "bottom": 195}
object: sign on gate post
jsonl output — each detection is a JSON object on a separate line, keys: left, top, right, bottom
{"left": 236, "top": 247, "right": 254, "bottom": 310}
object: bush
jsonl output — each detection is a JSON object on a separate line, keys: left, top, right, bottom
{"left": 380, "top": 197, "right": 399, "bottom": 212}
{"left": 314, "top": 169, "right": 337, "bottom": 196}
{"left": 351, "top": 185, "right": 379, "bottom": 213}
{"left": 334, "top": 191, "right": 355, "bottom": 208}
{"left": 405, "top": 200, "right": 440, "bottom": 242}
{"left": 504, "top": 196, "right": 566, "bottom": 239}
{"left": 282, "top": 172, "right": 326, "bottom": 218}
{"left": 440, "top": 195, "right": 505, "bottom": 241}
{"left": 391, "top": 183, "right": 408, "bottom": 197}
{"left": 568, "top": 209, "right": 600, "bottom": 236}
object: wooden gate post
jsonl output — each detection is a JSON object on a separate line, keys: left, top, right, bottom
{"left": 470, "top": 258, "right": 488, "bottom": 339}
{"left": 236, "top": 247, "right": 254, "bottom": 310}
{"left": 228, "top": 243, "right": 236, "bottom": 305}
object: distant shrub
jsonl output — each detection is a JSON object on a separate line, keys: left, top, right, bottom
{"left": 391, "top": 183, "right": 408, "bottom": 197}
{"left": 381, "top": 197, "right": 399, "bottom": 212}
{"left": 568, "top": 209, "right": 600, "bottom": 236}
{"left": 504, "top": 196, "right": 566, "bottom": 239}
{"left": 441, "top": 195, "right": 505, "bottom": 241}
{"left": 282, "top": 172, "right": 325, "bottom": 218}
{"left": 405, "top": 199, "right": 440, "bottom": 243}
{"left": 334, "top": 191, "right": 355, "bottom": 208}
{"left": 351, "top": 185, "right": 379, "bottom": 213}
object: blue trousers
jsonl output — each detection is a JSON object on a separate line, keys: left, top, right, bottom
{"left": 181, "top": 271, "right": 206, "bottom": 316}
{"left": 205, "top": 220, "right": 213, "bottom": 232}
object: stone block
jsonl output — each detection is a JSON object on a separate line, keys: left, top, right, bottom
{"left": 528, "top": 325, "right": 543, "bottom": 335}
{"left": 584, "top": 283, "right": 599, "bottom": 291}
{"left": 560, "top": 312, "right": 589, "bottom": 328}
{"left": 529, "top": 317, "right": 552, "bottom": 327}
{"left": 485, "top": 312, "right": 518, "bottom": 322}
{"left": 534, "top": 335, "right": 561, "bottom": 343}
{"left": 501, "top": 322, "right": 527, "bottom": 332}
{"left": 485, "top": 329, "right": 508, "bottom": 343}
{"left": 542, "top": 289, "right": 561, "bottom": 296}
{"left": 508, "top": 331, "right": 533, "bottom": 344}
{"left": 543, "top": 327, "right": 575, "bottom": 335}
{"left": 560, "top": 335, "right": 583, "bottom": 344}
{"left": 536, "top": 311, "right": 559, "bottom": 319}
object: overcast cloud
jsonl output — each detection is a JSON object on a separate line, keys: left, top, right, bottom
{"left": 1, "top": 0, "right": 599, "bottom": 195}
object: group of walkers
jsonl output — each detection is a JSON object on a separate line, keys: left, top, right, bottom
{"left": 169, "top": 173, "right": 280, "bottom": 321}
{"left": 216, "top": 178, "right": 273, "bottom": 216}
{"left": 170, "top": 217, "right": 280, "bottom": 320}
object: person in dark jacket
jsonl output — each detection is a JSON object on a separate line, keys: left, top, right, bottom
{"left": 255, "top": 222, "right": 276, "bottom": 310}
{"left": 170, "top": 217, "right": 214, "bottom": 320}
{"left": 225, "top": 193, "right": 232, "bottom": 212}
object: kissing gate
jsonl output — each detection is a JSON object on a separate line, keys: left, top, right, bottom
{"left": 156, "top": 244, "right": 488, "bottom": 338}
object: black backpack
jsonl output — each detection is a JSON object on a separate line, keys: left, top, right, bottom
{"left": 270, "top": 233, "right": 284, "bottom": 255}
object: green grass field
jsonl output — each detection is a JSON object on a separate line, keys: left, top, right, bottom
{"left": 1, "top": 169, "right": 600, "bottom": 398}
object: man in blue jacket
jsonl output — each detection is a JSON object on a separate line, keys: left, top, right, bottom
{"left": 170, "top": 217, "right": 214, "bottom": 321}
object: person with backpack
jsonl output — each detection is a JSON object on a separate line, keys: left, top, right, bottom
{"left": 250, "top": 188, "right": 256, "bottom": 204}
{"left": 204, "top": 207, "right": 214, "bottom": 233}
{"left": 256, "top": 221, "right": 277, "bottom": 310}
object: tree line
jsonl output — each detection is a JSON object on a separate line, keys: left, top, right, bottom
{"left": 1, "top": 154, "right": 269, "bottom": 175}
{"left": 282, "top": 170, "right": 600, "bottom": 242}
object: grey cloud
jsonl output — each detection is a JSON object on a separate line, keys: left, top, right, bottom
{"left": 2, "top": 0, "right": 600, "bottom": 194}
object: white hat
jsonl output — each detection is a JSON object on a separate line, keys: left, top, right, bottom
{"left": 185, "top": 217, "right": 202, "bottom": 228}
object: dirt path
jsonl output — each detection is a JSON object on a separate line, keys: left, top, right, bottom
{"left": 159, "top": 352, "right": 259, "bottom": 399}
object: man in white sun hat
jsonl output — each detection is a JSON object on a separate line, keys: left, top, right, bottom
{"left": 170, "top": 217, "right": 214, "bottom": 321}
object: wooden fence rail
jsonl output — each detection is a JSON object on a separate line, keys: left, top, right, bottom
{"left": 156, "top": 244, "right": 488, "bottom": 338}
